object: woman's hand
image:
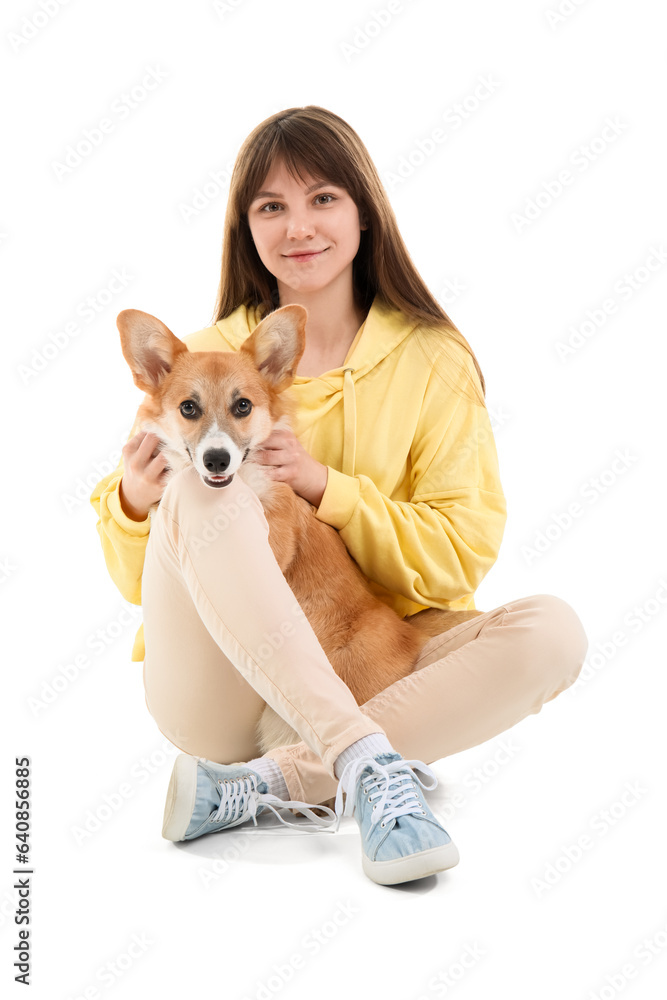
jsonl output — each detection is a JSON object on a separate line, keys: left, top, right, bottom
{"left": 252, "top": 427, "right": 328, "bottom": 507}
{"left": 119, "top": 430, "right": 170, "bottom": 521}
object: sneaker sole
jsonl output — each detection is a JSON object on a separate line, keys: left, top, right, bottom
{"left": 162, "top": 754, "right": 199, "bottom": 842}
{"left": 362, "top": 840, "right": 460, "bottom": 886}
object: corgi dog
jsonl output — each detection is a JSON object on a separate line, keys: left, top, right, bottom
{"left": 117, "top": 304, "right": 482, "bottom": 754}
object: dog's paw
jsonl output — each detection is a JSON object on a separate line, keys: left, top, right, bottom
{"left": 255, "top": 704, "right": 299, "bottom": 755}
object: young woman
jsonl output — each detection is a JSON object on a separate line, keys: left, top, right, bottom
{"left": 91, "top": 106, "right": 588, "bottom": 886}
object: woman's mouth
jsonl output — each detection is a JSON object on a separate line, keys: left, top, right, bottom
{"left": 284, "top": 248, "right": 328, "bottom": 263}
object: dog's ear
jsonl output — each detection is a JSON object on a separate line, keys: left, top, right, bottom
{"left": 240, "top": 304, "right": 307, "bottom": 391}
{"left": 117, "top": 309, "right": 187, "bottom": 393}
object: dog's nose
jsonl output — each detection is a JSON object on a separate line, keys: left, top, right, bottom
{"left": 203, "top": 448, "right": 231, "bottom": 475}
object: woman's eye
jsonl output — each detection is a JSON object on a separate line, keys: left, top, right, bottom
{"left": 235, "top": 398, "right": 252, "bottom": 416}
{"left": 258, "top": 193, "right": 336, "bottom": 213}
{"left": 180, "top": 400, "right": 198, "bottom": 418}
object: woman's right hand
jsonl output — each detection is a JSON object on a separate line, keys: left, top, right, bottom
{"left": 119, "top": 430, "right": 170, "bottom": 521}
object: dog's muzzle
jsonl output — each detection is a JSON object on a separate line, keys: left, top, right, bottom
{"left": 201, "top": 446, "right": 251, "bottom": 488}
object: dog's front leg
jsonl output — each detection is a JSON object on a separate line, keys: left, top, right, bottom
{"left": 256, "top": 480, "right": 310, "bottom": 576}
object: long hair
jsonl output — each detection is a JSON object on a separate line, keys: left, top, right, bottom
{"left": 211, "top": 106, "right": 486, "bottom": 405}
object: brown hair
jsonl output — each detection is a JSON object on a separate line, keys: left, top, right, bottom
{"left": 212, "top": 106, "right": 486, "bottom": 405}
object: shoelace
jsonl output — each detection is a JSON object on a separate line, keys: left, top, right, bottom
{"left": 334, "top": 756, "right": 438, "bottom": 830}
{"left": 212, "top": 774, "right": 337, "bottom": 832}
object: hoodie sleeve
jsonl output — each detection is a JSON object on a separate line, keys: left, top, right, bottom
{"left": 89, "top": 411, "right": 150, "bottom": 606}
{"left": 313, "top": 349, "right": 507, "bottom": 609}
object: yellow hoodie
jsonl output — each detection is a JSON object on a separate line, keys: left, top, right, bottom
{"left": 90, "top": 294, "right": 507, "bottom": 662}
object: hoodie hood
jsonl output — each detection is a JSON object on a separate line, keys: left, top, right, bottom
{"left": 215, "top": 295, "right": 419, "bottom": 477}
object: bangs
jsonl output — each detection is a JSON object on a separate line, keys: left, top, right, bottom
{"left": 238, "top": 122, "right": 363, "bottom": 215}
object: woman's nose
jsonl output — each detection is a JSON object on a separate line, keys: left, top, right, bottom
{"left": 285, "top": 212, "right": 315, "bottom": 239}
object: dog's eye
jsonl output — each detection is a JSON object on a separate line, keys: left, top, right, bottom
{"left": 235, "top": 398, "right": 252, "bottom": 416}
{"left": 180, "top": 400, "right": 199, "bottom": 419}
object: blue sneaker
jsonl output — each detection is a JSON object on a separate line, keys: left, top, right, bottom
{"left": 334, "top": 752, "right": 460, "bottom": 885}
{"left": 162, "top": 754, "right": 337, "bottom": 842}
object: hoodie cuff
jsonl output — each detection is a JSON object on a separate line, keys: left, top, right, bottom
{"left": 106, "top": 483, "right": 152, "bottom": 536}
{"left": 314, "top": 466, "right": 360, "bottom": 530}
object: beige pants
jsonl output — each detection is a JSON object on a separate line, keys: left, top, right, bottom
{"left": 141, "top": 466, "right": 589, "bottom": 805}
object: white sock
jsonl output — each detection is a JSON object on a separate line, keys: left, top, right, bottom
{"left": 333, "top": 733, "right": 396, "bottom": 779}
{"left": 247, "top": 756, "right": 290, "bottom": 800}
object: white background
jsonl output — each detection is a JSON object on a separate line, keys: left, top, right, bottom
{"left": 3, "top": 1, "right": 666, "bottom": 998}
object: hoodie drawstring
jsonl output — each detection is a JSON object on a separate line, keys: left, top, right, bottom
{"left": 342, "top": 367, "right": 357, "bottom": 478}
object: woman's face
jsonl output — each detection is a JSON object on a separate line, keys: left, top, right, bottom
{"left": 247, "top": 159, "right": 366, "bottom": 299}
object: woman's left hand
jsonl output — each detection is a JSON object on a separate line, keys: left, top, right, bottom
{"left": 252, "top": 427, "right": 328, "bottom": 507}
